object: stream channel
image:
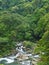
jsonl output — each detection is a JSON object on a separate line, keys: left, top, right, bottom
{"left": 0, "top": 42, "right": 39, "bottom": 65}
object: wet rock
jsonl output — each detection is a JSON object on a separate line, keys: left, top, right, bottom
{"left": 17, "top": 54, "right": 29, "bottom": 61}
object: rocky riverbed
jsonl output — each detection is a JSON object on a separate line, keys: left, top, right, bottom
{"left": 0, "top": 42, "right": 40, "bottom": 65}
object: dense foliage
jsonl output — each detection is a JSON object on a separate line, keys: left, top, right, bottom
{"left": 0, "top": 0, "right": 49, "bottom": 65}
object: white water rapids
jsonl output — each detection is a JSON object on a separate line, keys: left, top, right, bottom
{"left": 0, "top": 43, "right": 39, "bottom": 65}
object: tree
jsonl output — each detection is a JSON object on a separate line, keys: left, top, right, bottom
{"left": 36, "top": 31, "right": 49, "bottom": 65}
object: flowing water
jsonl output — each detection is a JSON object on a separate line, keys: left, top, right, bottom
{"left": 0, "top": 43, "right": 39, "bottom": 65}
{"left": 0, "top": 43, "right": 32, "bottom": 65}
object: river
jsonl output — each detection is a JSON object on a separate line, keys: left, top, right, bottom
{"left": 0, "top": 42, "right": 39, "bottom": 65}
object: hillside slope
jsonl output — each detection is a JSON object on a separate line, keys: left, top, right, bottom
{"left": 0, "top": 0, "right": 49, "bottom": 65}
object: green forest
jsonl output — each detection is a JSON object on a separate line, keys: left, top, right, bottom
{"left": 0, "top": 0, "right": 49, "bottom": 65}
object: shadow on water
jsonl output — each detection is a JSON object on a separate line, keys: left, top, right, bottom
{"left": 0, "top": 61, "right": 21, "bottom": 65}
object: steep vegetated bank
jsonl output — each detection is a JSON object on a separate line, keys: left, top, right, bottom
{"left": 0, "top": 0, "right": 49, "bottom": 65}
